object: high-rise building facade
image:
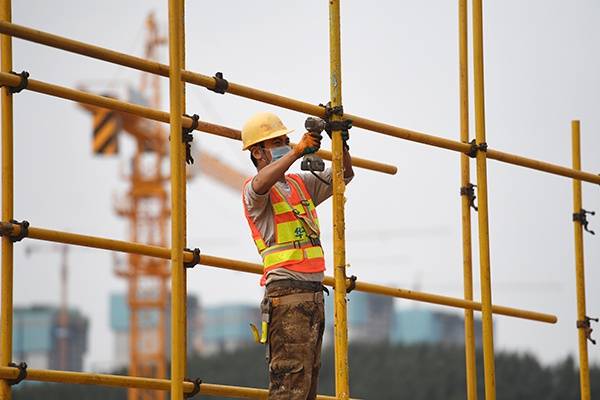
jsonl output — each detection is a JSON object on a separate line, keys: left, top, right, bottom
{"left": 12, "top": 305, "right": 88, "bottom": 371}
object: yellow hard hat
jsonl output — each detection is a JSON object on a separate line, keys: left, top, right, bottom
{"left": 241, "top": 112, "right": 294, "bottom": 150}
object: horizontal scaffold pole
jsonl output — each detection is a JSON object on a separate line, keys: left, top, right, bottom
{"left": 0, "top": 366, "right": 342, "bottom": 399}
{"left": 0, "top": 72, "right": 396, "bottom": 176}
{"left": 0, "top": 21, "right": 598, "bottom": 184}
{"left": 0, "top": 221, "right": 557, "bottom": 324}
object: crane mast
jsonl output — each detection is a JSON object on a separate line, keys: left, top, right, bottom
{"left": 78, "top": 13, "right": 248, "bottom": 400}
{"left": 113, "top": 12, "right": 169, "bottom": 400}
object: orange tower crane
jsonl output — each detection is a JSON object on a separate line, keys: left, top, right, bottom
{"left": 78, "top": 13, "right": 247, "bottom": 400}
{"left": 79, "top": 13, "right": 169, "bottom": 400}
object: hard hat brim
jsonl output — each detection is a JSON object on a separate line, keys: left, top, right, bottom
{"left": 242, "top": 128, "right": 295, "bottom": 150}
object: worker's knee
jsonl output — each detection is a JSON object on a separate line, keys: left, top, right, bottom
{"left": 269, "top": 343, "right": 313, "bottom": 399}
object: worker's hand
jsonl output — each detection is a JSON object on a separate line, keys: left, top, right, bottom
{"left": 293, "top": 132, "right": 322, "bottom": 157}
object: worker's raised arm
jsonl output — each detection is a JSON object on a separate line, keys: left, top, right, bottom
{"left": 343, "top": 145, "right": 354, "bottom": 179}
{"left": 251, "top": 148, "right": 299, "bottom": 195}
{"left": 252, "top": 133, "right": 321, "bottom": 195}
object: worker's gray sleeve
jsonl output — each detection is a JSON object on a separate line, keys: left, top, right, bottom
{"left": 298, "top": 168, "right": 353, "bottom": 206}
{"left": 243, "top": 177, "right": 270, "bottom": 215}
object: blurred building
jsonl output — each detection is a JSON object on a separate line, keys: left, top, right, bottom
{"left": 392, "top": 308, "right": 484, "bottom": 347}
{"left": 324, "top": 292, "right": 484, "bottom": 348}
{"left": 202, "top": 304, "right": 261, "bottom": 355}
{"left": 109, "top": 293, "right": 200, "bottom": 367}
{"left": 12, "top": 305, "right": 88, "bottom": 371}
{"left": 324, "top": 291, "right": 395, "bottom": 346}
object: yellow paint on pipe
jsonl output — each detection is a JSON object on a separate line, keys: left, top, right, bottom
{"left": 459, "top": 1, "right": 478, "bottom": 398}
{"left": 348, "top": 280, "right": 556, "bottom": 324}
{"left": 0, "top": 222, "right": 557, "bottom": 323}
{"left": 0, "top": 72, "right": 396, "bottom": 175}
{"left": 179, "top": 0, "right": 188, "bottom": 385}
{"left": 472, "top": 1, "right": 496, "bottom": 399}
{"left": 0, "top": 0, "right": 14, "bottom": 398}
{"left": 485, "top": 148, "right": 599, "bottom": 183}
{"left": 571, "top": 120, "right": 591, "bottom": 400}
{"left": 0, "top": 366, "right": 345, "bottom": 399}
{"left": 328, "top": 0, "right": 350, "bottom": 398}
{"left": 1, "top": 21, "right": 599, "bottom": 183}
{"left": 167, "top": 0, "right": 185, "bottom": 398}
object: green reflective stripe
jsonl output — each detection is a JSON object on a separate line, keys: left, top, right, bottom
{"left": 263, "top": 248, "right": 304, "bottom": 268}
{"left": 297, "top": 203, "right": 310, "bottom": 214}
{"left": 276, "top": 220, "right": 307, "bottom": 243}
{"left": 305, "top": 246, "right": 324, "bottom": 259}
{"left": 262, "top": 245, "right": 324, "bottom": 269}
{"left": 272, "top": 201, "right": 306, "bottom": 216}
{"left": 255, "top": 238, "right": 267, "bottom": 251}
{"left": 272, "top": 201, "right": 292, "bottom": 215}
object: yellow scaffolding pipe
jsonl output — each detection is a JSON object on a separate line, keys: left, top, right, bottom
{"left": 0, "top": 21, "right": 599, "bottom": 184}
{"left": 0, "top": 72, "right": 396, "bottom": 176}
{"left": 167, "top": 0, "right": 185, "bottom": 398}
{"left": 0, "top": 366, "right": 345, "bottom": 399}
{"left": 0, "top": 222, "right": 557, "bottom": 323}
{"left": 328, "top": 0, "right": 350, "bottom": 398}
{"left": 472, "top": 1, "right": 496, "bottom": 399}
{"left": 571, "top": 120, "right": 591, "bottom": 400}
{"left": 459, "top": 1, "right": 477, "bottom": 398}
{"left": 0, "top": 0, "right": 14, "bottom": 399}
{"left": 179, "top": 0, "right": 188, "bottom": 386}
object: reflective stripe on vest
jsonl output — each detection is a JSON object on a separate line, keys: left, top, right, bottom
{"left": 255, "top": 238, "right": 267, "bottom": 252}
{"left": 263, "top": 245, "right": 324, "bottom": 271}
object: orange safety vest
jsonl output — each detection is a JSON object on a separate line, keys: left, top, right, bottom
{"left": 243, "top": 174, "right": 325, "bottom": 285}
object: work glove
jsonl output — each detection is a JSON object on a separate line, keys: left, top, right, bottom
{"left": 293, "top": 132, "right": 322, "bottom": 156}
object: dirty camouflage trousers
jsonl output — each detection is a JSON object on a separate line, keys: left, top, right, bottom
{"left": 266, "top": 284, "right": 325, "bottom": 400}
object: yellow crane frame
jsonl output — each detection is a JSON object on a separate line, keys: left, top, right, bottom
{"left": 0, "top": 1, "right": 595, "bottom": 399}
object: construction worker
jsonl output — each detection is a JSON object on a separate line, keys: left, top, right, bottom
{"left": 242, "top": 111, "right": 353, "bottom": 399}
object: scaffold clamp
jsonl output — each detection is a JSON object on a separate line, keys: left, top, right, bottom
{"left": 7, "top": 220, "right": 29, "bottom": 242}
{"left": 207, "top": 72, "right": 228, "bottom": 94}
{"left": 319, "top": 102, "right": 344, "bottom": 119}
{"left": 319, "top": 102, "right": 352, "bottom": 149}
{"left": 346, "top": 275, "right": 357, "bottom": 293}
{"left": 467, "top": 139, "right": 488, "bottom": 158}
{"left": 184, "top": 377, "right": 202, "bottom": 398}
{"left": 7, "top": 362, "right": 27, "bottom": 386}
{"left": 9, "top": 70, "right": 29, "bottom": 94}
{"left": 184, "top": 248, "right": 201, "bottom": 268}
{"left": 573, "top": 209, "right": 595, "bottom": 235}
{"left": 577, "top": 316, "right": 598, "bottom": 345}
{"left": 182, "top": 114, "right": 199, "bottom": 165}
{"left": 460, "top": 183, "right": 478, "bottom": 211}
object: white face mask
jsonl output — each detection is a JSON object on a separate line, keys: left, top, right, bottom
{"left": 269, "top": 145, "right": 292, "bottom": 162}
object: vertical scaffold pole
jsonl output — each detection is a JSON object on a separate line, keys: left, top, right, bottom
{"left": 571, "top": 120, "right": 591, "bottom": 400}
{"left": 472, "top": 1, "right": 496, "bottom": 399}
{"left": 179, "top": 0, "right": 188, "bottom": 383}
{"left": 459, "top": 1, "right": 478, "bottom": 399}
{"left": 328, "top": 0, "right": 350, "bottom": 398}
{"left": 168, "top": 0, "right": 185, "bottom": 398}
{"left": 0, "top": 0, "right": 14, "bottom": 398}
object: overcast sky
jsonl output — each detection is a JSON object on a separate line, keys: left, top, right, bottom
{"left": 2, "top": 0, "right": 599, "bottom": 374}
